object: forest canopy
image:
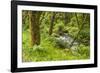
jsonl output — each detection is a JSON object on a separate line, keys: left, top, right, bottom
{"left": 22, "top": 10, "right": 90, "bottom": 62}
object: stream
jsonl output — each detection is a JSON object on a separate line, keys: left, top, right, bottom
{"left": 55, "top": 33, "right": 79, "bottom": 51}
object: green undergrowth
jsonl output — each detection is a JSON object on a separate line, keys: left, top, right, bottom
{"left": 22, "top": 31, "right": 90, "bottom": 62}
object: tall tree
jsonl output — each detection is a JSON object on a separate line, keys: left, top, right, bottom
{"left": 28, "top": 11, "right": 41, "bottom": 48}
{"left": 75, "top": 13, "right": 80, "bottom": 28}
{"left": 64, "top": 13, "right": 69, "bottom": 25}
{"left": 49, "top": 12, "right": 56, "bottom": 35}
{"left": 69, "top": 14, "right": 88, "bottom": 48}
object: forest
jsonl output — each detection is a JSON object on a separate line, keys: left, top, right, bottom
{"left": 22, "top": 10, "right": 90, "bottom": 62}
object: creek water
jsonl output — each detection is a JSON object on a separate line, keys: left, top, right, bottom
{"left": 55, "top": 33, "right": 78, "bottom": 51}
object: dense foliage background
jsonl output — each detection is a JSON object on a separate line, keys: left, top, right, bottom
{"left": 22, "top": 10, "right": 90, "bottom": 62}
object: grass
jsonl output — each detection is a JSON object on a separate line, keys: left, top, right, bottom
{"left": 22, "top": 30, "right": 90, "bottom": 62}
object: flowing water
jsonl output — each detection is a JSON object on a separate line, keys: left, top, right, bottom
{"left": 55, "top": 33, "right": 79, "bottom": 51}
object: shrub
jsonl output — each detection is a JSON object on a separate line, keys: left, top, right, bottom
{"left": 77, "top": 44, "right": 90, "bottom": 59}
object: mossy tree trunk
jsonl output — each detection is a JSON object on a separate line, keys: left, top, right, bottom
{"left": 64, "top": 13, "right": 69, "bottom": 25}
{"left": 49, "top": 12, "right": 56, "bottom": 35}
{"left": 28, "top": 11, "right": 41, "bottom": 48}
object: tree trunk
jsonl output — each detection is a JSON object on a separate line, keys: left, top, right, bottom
{"left": 75, "top": 13, "right": 80, "bottom": 28}
{"left": 49, "top": 12, "right": 56, "bottom": 35}
{"left": 69, "top": 14, "right": 87, "bottom": 48}
{"left": 64, "top": 13, "right": 68, "bottom": 25}
{"left": 28, "top": 11, "right": 41, "bottom": 48}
